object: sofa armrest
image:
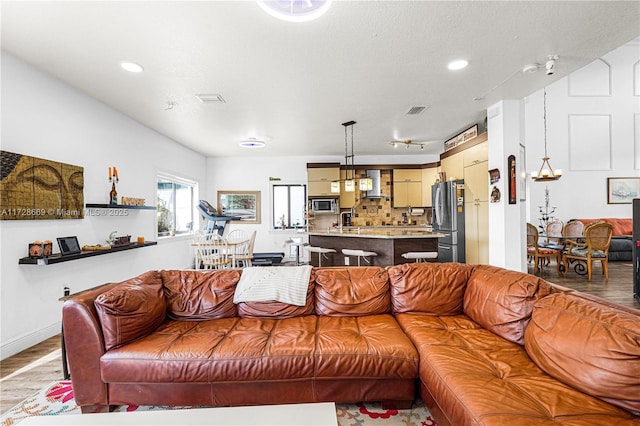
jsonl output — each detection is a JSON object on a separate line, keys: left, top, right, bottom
{"left": 611, "top": 235, "right": 632, "bottom": 241}
{"left": 62, "top": 283, "right": 119, "bottom": 406}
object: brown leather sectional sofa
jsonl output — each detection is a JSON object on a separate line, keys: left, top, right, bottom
{"left": 62, "top": 263, "right": 640, "bottom": 424}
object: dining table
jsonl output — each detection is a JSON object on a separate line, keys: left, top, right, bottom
{"left": 192, "top": 237, "right": 248, "bottom": 269}
{"left": 541, "top": 234, "right": 587, "bottom": 274}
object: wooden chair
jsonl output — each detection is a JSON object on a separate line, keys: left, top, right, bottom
{"left": 562, "top": 220, "right": 585, "bottom": 247}
{"left": 527, "top": 223, "right": 561, "bottom": 274}
{"left": 194, "top": 232, "right": 232, "bottom": 270}
{"left": 541, "top": 219, "right": 564, "bottom": 250}
{"left": 562, "top": 221, "right": 613, "bottom": 280}
{"left": 234, "top": 230, "right": 257, "bottom": 267}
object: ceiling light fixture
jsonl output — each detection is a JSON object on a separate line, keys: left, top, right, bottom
{"left": 239, "top": 138, "right": 266, "bottom": 149}
{"left": 531, "top": 88, "right": 562, "bottom": 182}
{"left": 256, "top": 0, "right": 332, "bottom": 23}
{"left": 330, "top": 121, "right": 371, "bottom": 193}
{"left": 390, "top": 140, "right": 425, "bottom": 150}
{"left": 120, "top": 61, "right": 144, "bottom": 73}
{"left": 447, "top": 59, "right": 469, "bottom": 71}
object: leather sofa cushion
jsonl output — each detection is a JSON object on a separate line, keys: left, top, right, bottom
{"left": 314, "top": 267, "right": 390, "bottom": 316}
{"left": 387, "top": 263, "right": 473, "bottom": 315}
{"left": 525, "top": 292, "right": 640, "bottom": 414}
{"left": 463, "top": 265, "right": 554, "bottom": 345}
{"left": 100, "top": 314, "right": 418, "bottom": 383}
{"left": 396, "top": 313, "right": 637, "bottom": 424}
{"left": 578, "top": 218, "right": 632, "bottom": 236}
{"left": 161, "top": 269, "right": 240, "bottom": 320}
{"left": 237, "top": 269, "right": 316, "bottom": 318}
{"left": 94, "top": 271, "right": 166, "bottom": 351}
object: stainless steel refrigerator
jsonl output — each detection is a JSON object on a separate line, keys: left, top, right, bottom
{"left": 432, "top": 180, "right": 466, "bottom": 263}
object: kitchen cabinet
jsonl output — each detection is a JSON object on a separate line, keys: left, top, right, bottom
{"left": 421, "top": 167, "right": 438, "bottom": 207}
{"left": 463, "top": 141, "right": 488, "bottom": 167}
{"left": 465, "top": 199, "right": 489, "bottom": 264}
{"left": 440, "top": 151, "right": 464, "bottom": 181}
{"left": 393, "top": 169, "right": 422, "bottom": 207}
{"left": 463, "top": 141, "right": 489, "bottom": 264}
{"left": 339, "top": 170, "right": 356, "bottom": 208}
{"left": 307, "top": 167, "right": 340, "bottom": 197}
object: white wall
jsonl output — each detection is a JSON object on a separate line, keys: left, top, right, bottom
{"left": 0, "top": 52, "right": 207, "bottom": 359}
{"left": 525, "top": 41, "right": 640, "bottom": 226}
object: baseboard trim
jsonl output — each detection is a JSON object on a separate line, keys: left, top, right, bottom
{"left": 0, "top": 322, "right": 61, "bottom": 361}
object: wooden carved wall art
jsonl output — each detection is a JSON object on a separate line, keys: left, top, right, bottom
{"left": 0, "top": 150, "right": 84, "bottom": 220}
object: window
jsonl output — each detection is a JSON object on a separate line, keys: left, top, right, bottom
{"left": 272, "top": 184, "right": 306, "bottom": 229}
{"left": 157, "top": 173, "right": 198, "bottom": 237}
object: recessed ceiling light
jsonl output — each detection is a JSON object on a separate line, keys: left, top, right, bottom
{"left": 239, "top": 138, "right": 266, "bottom": 148}
{"left": 447, "top": 59, "right": 469, "bottom": 71}
{"left": 120, "top": 61, "right": 144, "bottom": 73}
{"left": 256, "top": 0, "right": 332, "bottom": 22}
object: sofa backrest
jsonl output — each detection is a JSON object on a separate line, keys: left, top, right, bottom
{"left": 387, "top": 262, "right": 473, "bottom": 315}
{"left": 314, "top": 267, "right": 390, "bottom": 316}
{"left": 463, "top": 265, "right": 556, "bottom": 345}
{"left": 525, "top": 292, "right": 640, "bottom": 414}
{"left": 236, "top": 269, "right": 316, "bottom": 318}
{"left": 94, "top": 270, "right": 167, "bottom": 351}
{"left": 578, "top": 218, "right": 632, "bottom": 236}
{"left": 161, "top": 269, "right": 241, "bottom": 320}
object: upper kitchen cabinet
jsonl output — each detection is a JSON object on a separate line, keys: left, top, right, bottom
{"left": 421, "top": 166, "right": 438, "bottom": 207}
{"left": 339, "top": 169, "right": 356, "bottom": 208}
{"left": 393, "top": 169, "right": 422, "bottom": 207}
{"left": 307, "top": 164, "right": 340, "bottom": 197}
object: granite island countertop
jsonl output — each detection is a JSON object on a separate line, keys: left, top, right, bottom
{"left": 307, "top": 226, "right": 445, "bottom": 239}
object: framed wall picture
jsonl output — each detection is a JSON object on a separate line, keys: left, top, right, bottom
{"left": 217, "top": 190, "right": 261, "bottom": 223}
{"left": 607, "top": 177, "right": 640, "bottom": 204}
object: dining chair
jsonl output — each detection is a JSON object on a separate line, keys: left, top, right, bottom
{"left": 541, "top": 219, "right": 564, "bottom": 250}
{"left": 193, "top": 232, "right": 232, "bottom": 270}
{"left": 527, "top": 223, "right": 561, "bottom": 274}
{"left": 234, "top": 230, "right": 257, "bottom": 268}
{"left": 562, "top": 221, "right": 613, "bottom": 280}
{"left": 562, "top": 220, "right": 585, "bottom": 244}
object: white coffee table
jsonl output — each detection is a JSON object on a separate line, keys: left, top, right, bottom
{"left": 17, "top": 402, "right": 337, "bottom": 425}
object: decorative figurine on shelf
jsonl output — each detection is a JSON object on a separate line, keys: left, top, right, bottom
{"left": 106, "top": 231, "right": 117, "bottom": 246}
{"left": 108, "top": 166, "right": 119, "bottom": 205}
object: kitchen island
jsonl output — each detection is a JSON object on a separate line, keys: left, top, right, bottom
{"left": 307, "top": 227, "right": 444, "bottom": 267}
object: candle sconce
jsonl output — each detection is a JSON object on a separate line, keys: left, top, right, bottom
{"left": 538, "top": 186, "right": 556, "bottom": 231}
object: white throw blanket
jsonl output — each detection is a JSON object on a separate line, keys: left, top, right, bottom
{"left": 233, "top": 265, "right": 313, "bottom": 306}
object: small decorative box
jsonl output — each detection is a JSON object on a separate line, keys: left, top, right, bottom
{"left": 29, "top": 241, "right": 53, "bottom": 258}
{"left": 113, "top": 235, "right": 131, "bottom": 246}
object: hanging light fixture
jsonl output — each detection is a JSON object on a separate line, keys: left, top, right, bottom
{"left": 531, "top": 88, "right": 562, "bottom": 182}
{"left": 342, "top": 121, "right": 356, "bottom": 192}
{"left": 331, "top": 121, "right": 371, "bottom": 193}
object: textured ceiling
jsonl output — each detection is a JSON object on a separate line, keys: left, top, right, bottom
{"left": 1, "top": 1, "right": 639, "bottom": 157}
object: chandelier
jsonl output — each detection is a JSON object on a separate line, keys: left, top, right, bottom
{"left": 331, "top": 121, "right": 372, "bottom": 193}
{"left": 531, "top": 88, "right": 562, "bottom": 182}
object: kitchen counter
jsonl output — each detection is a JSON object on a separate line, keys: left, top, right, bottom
{"left": 308, "top": 227, "right": 443, "bottom": 239}
{"left": 308, "top": 227, "right": 444, "bottom": 266}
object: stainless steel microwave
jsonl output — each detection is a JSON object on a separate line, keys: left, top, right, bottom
{"left": 311, "top": 198, "right": 338, "bottom": 214}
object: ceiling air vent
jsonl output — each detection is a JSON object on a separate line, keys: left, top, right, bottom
{"left": 406, "top": 106, "right": 428, "bottom": 115}
{"left": 196, "top": 94, "right": 226, "bottom": 104}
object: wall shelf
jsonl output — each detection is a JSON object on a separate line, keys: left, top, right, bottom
{"left": 85, "top": 203, "right": 156, "bottom": 210}
{"left": 18, "top": 241, "right": 157, "bottom": 265}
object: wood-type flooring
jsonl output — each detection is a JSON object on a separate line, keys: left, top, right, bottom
{"left": 1, "top": 262, "right": 638, "bottom": 413}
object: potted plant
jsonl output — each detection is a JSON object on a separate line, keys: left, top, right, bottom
{"left": 279, "top": 214, "right": 286, "bottom": 230}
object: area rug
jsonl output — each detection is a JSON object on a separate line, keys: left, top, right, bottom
{"left": 1, "top": 381, "right": 437, "bottom": 426}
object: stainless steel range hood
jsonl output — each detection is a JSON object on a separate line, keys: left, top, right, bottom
{"left": 363, "top": 169, "right": 388, "bottom": 200}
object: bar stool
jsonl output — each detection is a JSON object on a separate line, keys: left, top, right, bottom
{"left": 342, "top": 249, "right": 377, "bottom": 266}
{"left": 284, "top": 239, "right": 308, "bottom": 266}
{"left": 304, "top": 246, "right": 336, "bottom": 267}
{"left": 401, "top": 252, "right": 438, "bottom": 263}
